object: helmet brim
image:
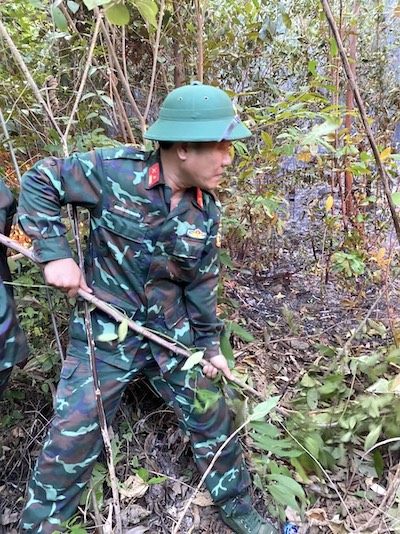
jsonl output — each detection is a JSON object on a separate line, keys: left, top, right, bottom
{"left": 144, "top": 117, "right": 251, "bottom": 142}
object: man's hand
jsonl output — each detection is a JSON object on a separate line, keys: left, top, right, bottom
{"left": 202, "top": 353, "right": 233, "bottom": 380}
{"left": 43, "top": 258, "right": 92, "bottom": 298}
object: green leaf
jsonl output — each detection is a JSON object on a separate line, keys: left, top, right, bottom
{"left": 99, "top": 94, "right": 114, "bottom": 107}
{"left": 135, "top": 0, "right": 158, "bottom": 28}
{"left": 220, "top": 330, "right": 234, "bottom": 368}
{"left": 306, "top": 388, "right": 319, "bottom": 410}
{"left": 303, "top": 434, "right": 323, "bottom": 458}
{"left": 80, "top": 92, "right": 97, "bottom": 101}
{"left": 83, "top": 0, "right": 109, "bottom": 9}
{"left": 261, "top": 131, "right": 274, "bottom": 149}
{"left": 105, "top": 2, "right": 130, "bottom": 25}
{"left": 373, "top": 449, "right": 384, "bottom": 477}
{"left": 267, "top": 473, "right": 307, "bottom": 500}
{"left": 282, "top": 13, "right": 291, "bottom": 29}
{"left": 364, "top": 425, "right": 382, "bottom": 452}
{"left": 181, "top": 350, "right": 204, "bottom": 371}
{"left": 229, "top": 321, "right": 257, "bottom": 343}
{"left": 7, "top": 257, "right": 18, "bottom": 273}
{"left": 329, "top": 37, "right": 338, "bottom": 56}
{"left": 308, "top": 60, "right": 318, "bottom": 76}
{"left": 194, "top": 388, "right": 222, "bottom": 413}
{"left": 300, "top": 373, "right": 317, "bottom": 388}
{"left": 51, "top": 6, "right": 69, "bottom": 31}
{"left": 314, "top": 344, "right": 336, "bottom": 357}
{"left": 118, "top": 319, "right": 128, "bottom": 342}
{"left": 67, "top": 0, "right": 80, "bottom": 14}
{"left": 99, "top": 115, "right": 113, "bottom": 126}
{"left": 249, "top": 397, "right": 280, "bottom": 421}
{"left": 391, "top": 192, "right": 400, "bottom": 206}
{"left": 250, "top": 421, "right": 280, "bottom": 438}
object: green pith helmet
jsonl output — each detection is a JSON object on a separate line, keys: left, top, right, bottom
{"left": 144, "top": 81, "right": 251, "bottom": 142}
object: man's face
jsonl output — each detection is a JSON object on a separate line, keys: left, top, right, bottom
{"left": 181, "top": 141, "right": 232, "bottom": 191}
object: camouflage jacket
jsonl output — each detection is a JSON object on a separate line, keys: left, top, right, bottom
{"left": 18, "top": 147, "right": 223, "bottom": 371}
{"left": 0, "top": 178, "right": 29, "bottom": 371}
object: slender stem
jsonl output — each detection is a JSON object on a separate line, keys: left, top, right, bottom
{"left": 64, "top": 12, "right": 103, "bottom": 140}
{"left": 0, "top": 108, "right": 22, "bottom": 182}
{"left": 194, "top": 0, "right": 203, "bottom": 82}
{"left": 143, "top": 0, "right": 166, "bottom": 121}
{"left": 0, "top": 18, "right": 66, "bottom": 153}
{"left": 173, "top": 418, "right": 248, "bottom": 534}
{"left": 98, "top": 12, "right": 145, "bottom": 133}
{"left": 320, "top": 0, "right": 400, "bottom": 245}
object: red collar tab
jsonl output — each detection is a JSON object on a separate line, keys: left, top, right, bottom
{"left": 196, "top": 188, "right": 204, "bottom": 209}
{"left": 148, "top": 163, "right": 160, "bottom": 187}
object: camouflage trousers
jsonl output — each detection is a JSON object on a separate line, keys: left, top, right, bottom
{"left": 20, "top": 342, "right": 251, "bottom": 533}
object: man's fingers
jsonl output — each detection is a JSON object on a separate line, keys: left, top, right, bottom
{"left": 79, "top": 277, "right": 93, "bottom": 294}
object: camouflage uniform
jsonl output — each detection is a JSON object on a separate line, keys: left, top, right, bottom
{"left": 18, "top": 147, "right": 251, "bottom": 533}
{"left": 0, "top": 178, "right": 29, "bottom": 398}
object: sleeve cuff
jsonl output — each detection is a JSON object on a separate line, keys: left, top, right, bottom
{"left": 33, "top": 236, "right": 73, "bottom": 263}
{"left": 195, "top": 336, "right": 221, "bottom": 360}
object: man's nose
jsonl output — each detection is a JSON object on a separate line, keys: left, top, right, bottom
{"left": 222, "top": 152, "right": 232, "bottom": 166}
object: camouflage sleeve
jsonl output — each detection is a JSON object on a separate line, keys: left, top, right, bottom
{"left": 0, "top": 178, "right": 17, "bottom": 284}
{"left": 18, "top": 151, "right": 102, "bottom": 263}
{"left": 0, "top": 178, "right": 29, "bottom": 369}
{"left": 185, "top": 212, "right": 224, "bottom": 360}
{"left": 0, "top": 177, "right": 16, "bottom": 235}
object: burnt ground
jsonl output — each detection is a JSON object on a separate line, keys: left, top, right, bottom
{"left": 1, "top": 188, "right": 400, "bottom": 533}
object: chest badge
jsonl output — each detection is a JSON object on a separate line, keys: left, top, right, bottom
{"left": 148, "top": 163, "right": 160, "bottom": 186}
{"left": 187, "top": 228, "right": 207, "bottom": 240}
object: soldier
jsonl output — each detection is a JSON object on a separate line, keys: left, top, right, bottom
{"left": 18, "top": 82, "right": 278, "bottom": 534}
{"left": 0, "top": 177, "right": 29, "bottom": 399}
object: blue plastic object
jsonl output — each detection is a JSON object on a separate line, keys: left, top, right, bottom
{"left": 283, "top": 522, "right": 299, "bottom": 534}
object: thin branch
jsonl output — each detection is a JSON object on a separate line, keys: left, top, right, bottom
{"left": 0, "top": 17, "right": 66, "bottom": 153}
{"left": 172, "top": 417, "right": 249, "bottom": 534}
{"left": 0, "top": 107, "right": 22, "bottom": 182}
{"left": 320, "top": 0, "right": 400, "bottom": 245}
{"left": 194, "top": 0, "right": 204, "bottom": 82}
{"left": 64, "top": 12, "right": 103, "bottom": 140}
{"left": 143, "top": 0, "right": 166, "bottom": 121}
{"left": 97, "top": 11, "right": 145, "bottom": 133}
{"left": 109, "top": 72, "right": 136, "bottom": 144}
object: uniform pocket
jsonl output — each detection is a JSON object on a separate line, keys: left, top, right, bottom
{"left": 99, "top": 203, "right": 147, "bottom": 244}
{"left": 60, "top": 357, "right": 80, "bottom": 380}
{"left": 164, "top": 302, "right": 187, "bottom": 329}
{"left": 170, "top": 237, "right": 205, "bottom": 269}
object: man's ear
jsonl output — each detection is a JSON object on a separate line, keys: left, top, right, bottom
{"left": 176, "top": 142, "right": 189, "bottom": 161}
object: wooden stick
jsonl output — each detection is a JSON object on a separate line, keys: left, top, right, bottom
{"left": 0, "top": 231, "right": 268, "bottom": 401}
